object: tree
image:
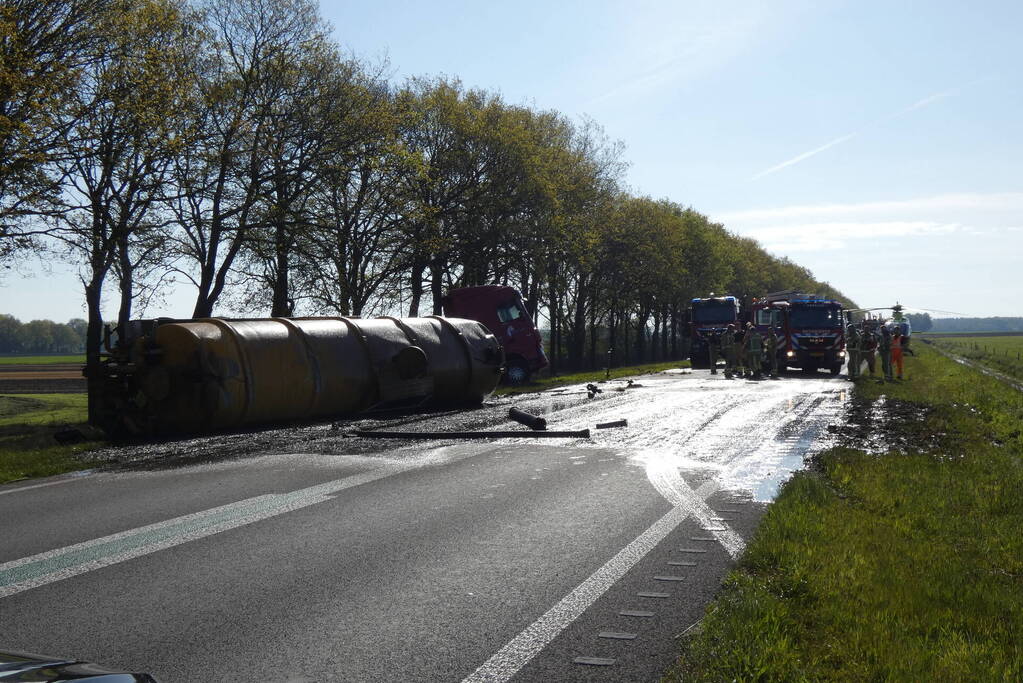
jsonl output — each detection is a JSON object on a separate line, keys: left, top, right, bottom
{"left": 296, "top": 80, "right": 414, "bottom": 317}
{"left": 46, "top": 0, "right": 201, "bottom": 421}
{"left": 0, "top": 0, "right": 110, "bottom": 265}
{"left": 906, "top": 312, "right": 932, "bottom": 332}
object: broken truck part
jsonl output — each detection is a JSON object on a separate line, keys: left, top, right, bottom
{"left": 507, "top": 407, "right": 547, "bottom": 430}
{"left": 93, "top": 316, "right": 504, "bottom": 436}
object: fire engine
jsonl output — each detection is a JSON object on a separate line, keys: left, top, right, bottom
{"left": 686, "top": 295, "right": 740, "bottom": 368}
{"left": 751, "top": 291, "right": 846, "bottom": 374}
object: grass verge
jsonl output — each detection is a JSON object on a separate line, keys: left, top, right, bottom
{"left": 0, "top": 394, "right": 104, "bottom": 484}
{"left": 668, "top": 343, "right": 1023, "bottom": 681}
{"left": 495, "top": 360, "right": 690, "bottom": 396}
{"left": 926, "top": 334, "right": 1023, "bottom": 383}
{"left": 0, "top": 354, "right": 86, "bottom": 365}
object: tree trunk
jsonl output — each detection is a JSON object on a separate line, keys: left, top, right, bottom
{"left": 84, "top": 275, "right": 105, "bottom": 426}
{"left": 270, "top": 225, "right": 291, "bottom": 317}
{"left": 670, "top": 302, "right": 679, "bottom": 359}
{"left": 607, "top": 306, "right": 617, "bottom": 369}
{"left": 429, "top": 256, "right": 445, "bottom": 315}
{"left": 408, "top": 259, "right": 426, "bottom": 317}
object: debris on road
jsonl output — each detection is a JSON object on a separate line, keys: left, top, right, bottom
{"left": 595, "top": 419, "right": 628, "bottom": 429}
{"left": 352, "top": 429, "right": 591, "bottom": 440}
{"left": 508, "top": 407, "right": 547, "bottom": 430}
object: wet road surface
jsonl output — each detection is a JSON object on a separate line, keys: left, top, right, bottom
{"left": 0, "top": 370, "right": 847, "bottom": 682}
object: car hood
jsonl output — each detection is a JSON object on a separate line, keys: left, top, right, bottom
{"left": 0, "top": 649, "right": 157, "bottom": 682}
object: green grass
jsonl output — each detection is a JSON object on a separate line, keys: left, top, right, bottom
{"left": 0, "top": 394, "right": 104, "bottom": 484}
{"left": 0, "top": 354, "right": 86, "bottom": 365}
{"left": 668, "top": 343, "right": 1023, "bottom": 681}
{"left": 927, "top": 334, "right": 1023, "bottom": 382}
{"left": 495, "top": 360, "right": 691, "bottom": 396}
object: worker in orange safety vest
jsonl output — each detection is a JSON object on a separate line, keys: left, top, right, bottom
{"left": 891, "top": 327, "right": 905, "bottom": 379}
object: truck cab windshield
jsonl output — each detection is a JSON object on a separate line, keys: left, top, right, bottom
{"left": 692, "top": 302, "right": 736, "bottom": 323}
{"left": 496, "top": 301, "right": 524, "bottom": 323}
{"left": 790, "top": 306, "right": 841, "bottom": 328}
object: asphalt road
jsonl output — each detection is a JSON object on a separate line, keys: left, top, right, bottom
{"left": 0, "top": 370, "right": 848, "bottom": 682}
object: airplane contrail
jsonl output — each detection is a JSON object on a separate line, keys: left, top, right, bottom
{"left": 751, "top": 132, "right": 856, "bottom": 181}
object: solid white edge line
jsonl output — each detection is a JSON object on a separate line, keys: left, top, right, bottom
{"left": 460, "top": 480, "right": 719, "bottom": 683}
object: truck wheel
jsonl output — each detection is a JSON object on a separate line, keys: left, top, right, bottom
{"left": 504, "top": 360, "right": 531, "bottom": 385}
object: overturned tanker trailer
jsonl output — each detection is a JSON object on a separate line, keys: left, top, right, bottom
{"left": 92, "top": 316, "right": 505, "bottom": 437}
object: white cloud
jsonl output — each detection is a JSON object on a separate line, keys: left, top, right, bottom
{"left": 716, "top": 192, "right": 1023, "bottom": 224}
{"left": 712, "top": 191, "right": 1023, "bottom": 257}
{"left": 756, "top": 221, "right": 959, "bottom": 252}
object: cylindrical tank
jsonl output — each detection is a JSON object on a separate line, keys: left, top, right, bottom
{"left": 108, "top": 316, "right": 503, "bottom": 435}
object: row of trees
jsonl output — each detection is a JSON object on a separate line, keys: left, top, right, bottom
{"left": 930, "top": 317, "right": 1023, "bottom": 333}
{"left": 1, "top": 0, "right": 851, "bottom": 399}
{"left": 0, "top": 315, "right": 86, "bottom": 354}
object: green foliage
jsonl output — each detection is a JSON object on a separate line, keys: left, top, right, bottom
{"left": 0, "top": 314, "right": 86, "bottom": 353}
{"left": 932, "top": 317, "right": 1023, "bottom": 333}
{"left": 670, "top": 344, "right": 1023, "bottom": 681}
{"left": 0, "top": 355, "right": 85, "bottom": 364}
{"left": 3, "top": 0, "right": 851, "bottom": 377}
{"left": 906, "top": 311, "right": 933, "bottom": 332}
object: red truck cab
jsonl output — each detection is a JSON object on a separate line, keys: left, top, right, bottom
{"left": 442, "top": 286, "right": 548, "bottom": 384}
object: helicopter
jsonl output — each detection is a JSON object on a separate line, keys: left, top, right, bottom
{"left": 844, "top": 303, "right": 915, "bottom": 353}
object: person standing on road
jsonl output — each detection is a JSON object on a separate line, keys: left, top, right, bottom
{"left": 707, "top": 330, "right": 720, "bottom": 375}
{"left": 892, "top": 327, "right": 906, "bottom": 379}
{"left": 879, "top": 325, "right": 894, "bottom": 381}
{"left": 721, "top": 324, "right": 737, "bottom": 379}
{"left": 846, "top": 321, "right": 861, "bottom": 380}
{"left": 765, "top": 328, "right": 780, "bottom": 378}
{"left": 745, "top": 323, "right": 764, "bottom": 379}
{"left": 861, "top": 324, "right": 878, "bottom": 378}
{"left": 735, "top": 325, "right": 748, "bottom": 378}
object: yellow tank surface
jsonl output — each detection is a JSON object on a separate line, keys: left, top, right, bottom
{"left": 105, "top": 316, "right": 503, "bottom": 435}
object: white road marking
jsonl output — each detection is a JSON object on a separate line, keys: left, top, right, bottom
{"left": 0, "top": 444, "right": 490, "bottom": 599}
{"left": 460, "top": 481, "right": 718, "bottom": 683}
{"left": 0, "top": 477, "right": 83, "bottom": 497}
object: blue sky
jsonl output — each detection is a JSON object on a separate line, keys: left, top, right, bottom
{"left": 7, "top": 0, "right": 1022, "bottom": 320}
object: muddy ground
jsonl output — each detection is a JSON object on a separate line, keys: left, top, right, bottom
{"left": 0, "top": 364, "right": 86, "bottom": 394}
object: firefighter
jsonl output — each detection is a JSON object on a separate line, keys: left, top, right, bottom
{"left": 765, "top": 328, "right": 780, "bottom": 378}
{"left": 707, "top": 329, "right": 720, "bottom": 375}
{"left": 745, "top": 323, "right": 764, "bottom": 379}
{"left": 722, "top": 323, "right": 737, "bottom": 378}
{"left": 846, "top": 321, "right": 861, "bottom": 379}
{"left": 861, "top": 323, "right": 878, "bottom": 378}
{"left": 892, "top": 327, "right": 906, "bottom": 379}
{"left": 879, "top": 324, "right": 894, "bottom": 381}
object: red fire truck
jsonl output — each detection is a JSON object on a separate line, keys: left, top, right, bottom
{"left": 751, "top": 291, "right": 846, "bottom": 374}
{"left": 441, "top": 285, "right": 548, "bottom": 384}
{"left": 686, "top": 295, "right": 740, "bottom": 368}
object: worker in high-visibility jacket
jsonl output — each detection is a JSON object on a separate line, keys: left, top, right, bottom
{"left": 861, "top": 325, "right": 878, "bottom": 377}
{"left": 722, "top": 324, "right": 738, "bottom": 379}
{"left": 892, "top": 327, "right": 905, "bottom": 379}
{"left": 846, "top": 322, "right": 861, "bottom": 379}
{"left": 879, "top": 325, "right": 894, "bottom": 380}
{"left": 745, "top": 323, "right": 764, "bottom": 379}
{"left": 765, "top": 329, "right": 780, "bottom": 378}
{"left": 707, "top": 330, "right": 721, "bottom": 375}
